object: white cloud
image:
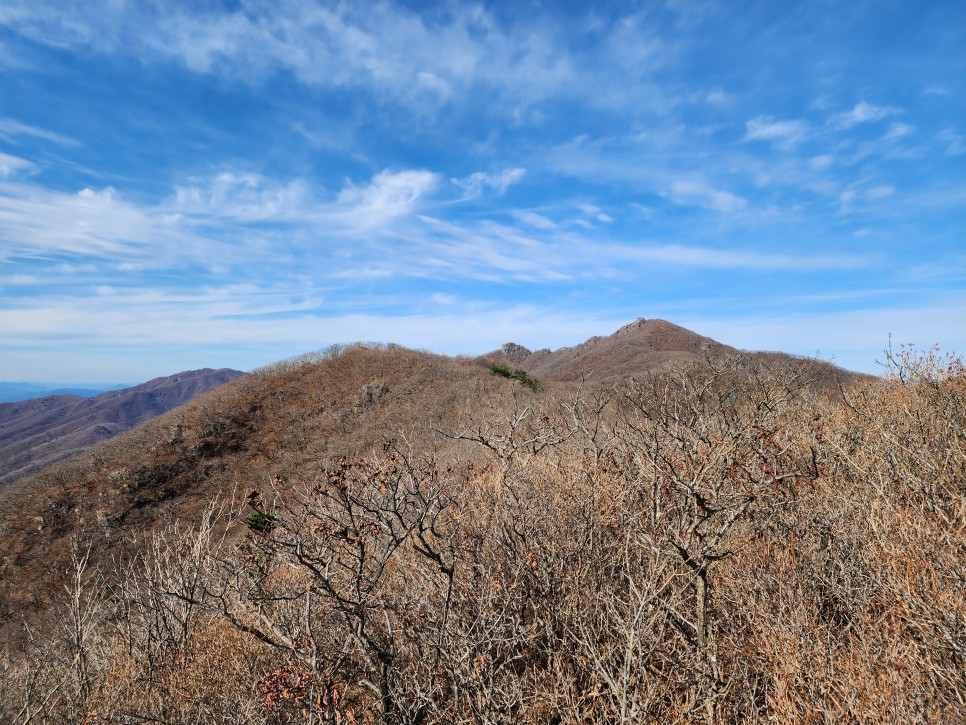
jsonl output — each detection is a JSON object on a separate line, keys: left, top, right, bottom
{"left": 630, "top": 202, "right": 653, "bottom": 219}
{"left": 809, "top": 155, "right": 833, "bottom": 170}
{"left": 668, "top": 179, "right": 747, "bottom": 213}
{"left": 451, "top": 168, "right": 526, "bottom": 199}
{"left": 0, "top": 1, "right": 683, "bottom": 121}
{"left": 0, "top": 179, "right": 212, "bottom": 262}
{"left": 574, "top": 202, "right": 613, "bottom": 222}
{"left": 4, "top": 292, "right": 963, "bottom": 380}
{"left": 335, "top": 168, "right": 439, "bottom": 227}
{"left": 682, "top": 300, "right": 966, "bottom": 374}
{"left": 0, "top": 166, "right": 444, "bottom": 269}
{"left": 743, "top": 116, "right": 809, "bottom": 147}
{"left": 0, "top": 151, "right": 34, "bottom": 177}
{"left": 413, "top": 215, "right": 570, "bottom": 282}
{"left": 937, "top": 128, "right": 965, "bottom": 156}
{"left": 167, "top": 167, "right": 442, "bottom": 233}
{"left": 838, "top": 183, "right": 897, "bottom": 212}
{"left": 417, "top": 71, "right": 451, "bottom": 97}
{"left": 513, "top": 211, "right": 557, "bottom": 230}
{"left": 884, "top": 122, "right": 914, "bottom": 141}
{"left": 0, "top": 2, "right": 574, "bottom": 114}
{"left": 0, "top": 164, "right": 575, "bottom": 289}
{"left": 0, "top": 273, "right": 37, "bottom": 284}
{"left": 838, "top": 189, "right": 858, "bottom": 212}
{"left": 866, "top": 185, "right": 895, "bottom": 199}
{"left": 830, "top": 101, "right": 898, "bottom": 130}
{"left": 570, "top": 202, "right": 613, "bottom": 223}
{"left": 0, "top": 289, "right": 632, "bottom": 378}
{"left": 611, "top": 243, "right": 866, "bottom": 271}
{"left": 0, "top": 117, "right": 79, "bottom": 146}
{"left": 172, "top": 173, "right": 310, "bottom": 222}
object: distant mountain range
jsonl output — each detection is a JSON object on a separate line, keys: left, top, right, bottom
{"left": 0, "top": 382, "right": 131, "bottom": 403}
{"left": 0, "top": 368, "right": 244, "bottom": 486}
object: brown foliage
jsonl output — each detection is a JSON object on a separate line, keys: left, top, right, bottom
{"left": 1, "top": 344, "right": 962, "bottom": 722}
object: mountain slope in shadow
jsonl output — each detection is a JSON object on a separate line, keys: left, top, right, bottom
{"left": 0, "top": 368, "right": 244, "bottom": 486}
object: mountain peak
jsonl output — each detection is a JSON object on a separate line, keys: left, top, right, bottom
{"left": 614, "top": 316, "right": 650, "bottom": 334}
{"left": 497, "top": 342, "right": 533, "bottom": 364}
{"left": 483, "top": 317, "right": 863, "bottom": 385}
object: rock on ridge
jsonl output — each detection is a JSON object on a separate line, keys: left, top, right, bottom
{"left": 497, "top": 343, "right": 533, "bottom": 364}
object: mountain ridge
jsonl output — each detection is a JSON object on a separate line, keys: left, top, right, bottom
{"left": 0, "top": 367, "right": 245, "bottom": 486}
{"left": 0, "top": 323, "right": 956, "bottom": 722}
{"left": 0, "top": 321, "right": 865, "bottom": 642}
{"left": 484, "top": 317, "right": 864, "bottom": 387}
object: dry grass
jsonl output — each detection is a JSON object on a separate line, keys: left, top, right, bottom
{"left": 1, "top": 344, "right": 962, "bottom": 722}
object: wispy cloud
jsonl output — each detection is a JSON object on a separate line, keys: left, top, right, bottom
{"left": 451, "top": 168, "right": 526, "bottom": 200}
{"left": 0, "top": 180, "right": 214, "bottom": 263}
{"left": 333, "top": 169, "right": 440, "bottom": 229}
{"left": 743, "top": 116, "right": 809, "bottom": 148}
{"left": 667, "top": 179, "right": 747, "bottom": 213}
{"left": 172, "top": 173, "right": 311, "bottom": 222}
{"left": 0, "top": 152, "right": 34, "bottom": 177}
{"left": 575, "top": 203, "right": 614, "bottom": 223}
{"left": 0, "top": 167, "right": 441, "bottom": 268}
{"left": 611, "top": 243, "right": 868, "bottom": 271}
{"left": 838, "top": 182, "right": 899, "bottom": 213}
{"left": 866, "top": 185, "right": 895, "bottom": 199}
{"left": 0, "top": 118, "right": 79, "bottom": 146}
{"left": 0, "top": 1, "right": 686, "bottom": 122}
{"left": 0, "top": 289, "right": 633, "bottom": 378}
{"left": 884, "top": 122, "right": 914, "bottom": 141}
{"left": 683, "top": 298, "right": 966, "bottom": 373}
{"left": 830, "top": 101, "right": 898, "bottom": 130}
{"left": 171, "top": 168, "right": 441, "bottom": 232}
{"left": 0, "top": 2, "right": 574, "bottom": 116}
{"left": 0, "top": 0, "right": 962, "bottom": 382}
{"left": 937, "top": 128, "right": 965, "bottom": 156}
{"left": 512, "top": 211, "right": 557, "bottom": 230}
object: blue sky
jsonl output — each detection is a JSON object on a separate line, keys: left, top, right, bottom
{"left": 0, "top": 0, "right": 963, "bottom": 381}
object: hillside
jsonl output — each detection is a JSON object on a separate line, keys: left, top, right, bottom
{"left": 486, "top": 317, "right": 733, "bottom": 380}
{"left": 0, "top": 328, "right": 962, "bottom": 723}
{"left": 0, "top": 368, "right": 245, "bottom": 486}
{"left": 485, "top": 317, "right": 867, "bottom": 388}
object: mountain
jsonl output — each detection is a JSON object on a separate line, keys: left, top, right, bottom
{"left": 0, "top": 382, "right": 129, "bottom": 403}
{"left": 0, "top": 368, "right": 245, "bottom": 486}
{"left": 484, "top": 317, "right": 866, "bottom": 387}
{"left": 0, "top": 325, "right": 858, "bottom": 629}
{"left": 1, "top": 324, "right": 955, "bottom": 722}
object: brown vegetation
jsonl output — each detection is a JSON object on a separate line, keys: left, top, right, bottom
{"left": 0, "top": 341, "right": 962, "bottom": 723}
{"left": 483, "top": 318, "right": 867, "bottom": 390}
{"left": 0, "top": 368, "right": 244, "bottom": 486}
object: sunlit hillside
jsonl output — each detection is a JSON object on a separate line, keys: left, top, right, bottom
{"left": 1, "top": 340, "right": 962, "bottom": 723}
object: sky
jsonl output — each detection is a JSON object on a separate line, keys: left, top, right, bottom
{"left": 0, "top": 0, "right": 963, "bottom": 381}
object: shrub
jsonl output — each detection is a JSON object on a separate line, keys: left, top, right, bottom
{"left": 489, "top": 363, "right": 541, "bottom": 391}
{"left": 244, "top": 509, "right": 277, "bottom": 534}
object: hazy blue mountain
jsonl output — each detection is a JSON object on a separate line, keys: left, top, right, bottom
{"left": 0, "top": 368, "right": 244, "bottom": 485}
{"left": 0, "top": 382, "right": 130, "bottom": 403}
